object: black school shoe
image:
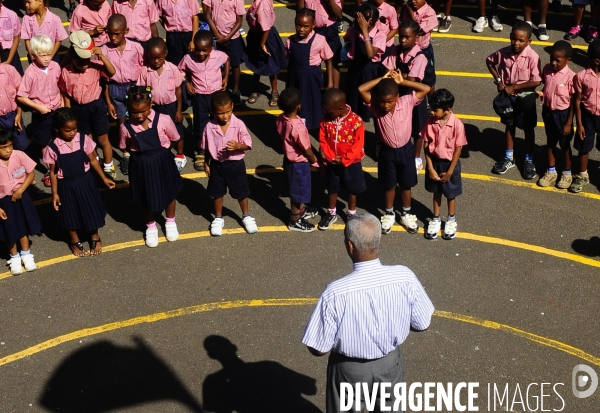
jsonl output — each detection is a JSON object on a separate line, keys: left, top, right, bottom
{"left": 120, "top": 156, "right": 130, "bottom": 175}
{"left": 289, "top": 218, "right": 316, "bottom": 233}
{"left": 492, "top": 157, "right": 515, "bottom": 174}
{"left": 302, "top": 205, "right": 319, "bottom": 219}
{"left": 523, "top": 160, "right": 537, "bottom": 180}
{"left": 318, "top": 214, "right": 337, "bottom": 230}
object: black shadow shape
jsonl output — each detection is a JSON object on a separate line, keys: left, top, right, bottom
{"left": 571, "top": 236, "right": 600, "bottom": 258}
{"left": 248, "top": 165, "right": 290, "bottom": 224}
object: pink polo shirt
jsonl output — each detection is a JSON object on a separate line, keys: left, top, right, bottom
{"left": 17, "top": 61, "right": 62, "bottom": 111}
{"left": 420, "top": 112, "right": 467, "bottom": 161}
{"left": 0, "top": 150, "right": 36, "bottom": 199}
{"left": 203, "top": 0, "right": 245, "bottom": 39}
{"left": 59, "top": 62, "right": 104, "bottom": 105}
{"left": 119, "top": 110, "right": 180, "bottom": 151}
{"left": 284, "top": 32, "right": 333, "bottom": 66}
{"left": 0, "top": 64, "right": 21, "bottom": 116}
{"left": 178, "top": 50, "right": 228, "bottom": 94}
{"left": 156, "top": 0, "right": 201, "bottom": 33}
{"left": 101, "top": 40, "right": 144, "bottom": 83}
{"left": 137, "top": 62, "right": 184, "bottom": 105}
{"left": 383, "top": 44, "right": 427, "bottom": 79}
{"left": 69, "top": 0, "right": 112, "bottom": 46}
{"left": 344, "top": 26, "right": 386, "bottom": 63}
{"left": 21, "top": 9, "right": 68, "bottom": 43}
{"left": 246, "top": 0, "right": 275, "bottom": 32}
{"left": 574, "top": 68, "right": 600, "bottom": 116}
{"left": 43, "top": 134, "right": 96, "bottom": 179}
{"left": 111, "top": 0, "right": 159, "bottom": 42}
{"left": 541, "top": 64, "right": 575, "bottom": 111}
{"left": 0, "top": 5, "right": 21, "bottom": 50}
{"left": 375, "top": 2, "right": 398, "bottom": 47}
{"left": 367, "top": 91, "right": 422, "bottom": 148}
{"left": 202, "top": 114, "right": 252, "bottom": 162}
{"left": 303, "top": 0, "right": 341, "bottom": 28}
{"left": 411, "top": 3, "right": 436, "bottom": 49}
{"left": 486, "top": 45, "right": 542, "bottom": 86}
{"left": 275, "top": 114, "right": 311, "bottom": 163}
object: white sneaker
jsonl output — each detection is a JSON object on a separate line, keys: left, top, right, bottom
{"left": 443, "top": 220, "right": 457, "bottom": 240}
{"left": 473, "top": 16, "right": 489, "bottom": 33}
{"left": 165, "top": 222, "right": 179, "bottom": 241}
{"left": 400, "top": 213, "right": 418, "bottom": 234}
{"left": 425, "top": 220, "right": 441, "bottom": 239}
{"left": 380, "top": 213, "right": 395, "bottom": 234}
{"left": 21, "top": 254, "right": 37, "bottom": 272}
{"left": 242, "top": 215, "right": 258, "bottom": 234}
{"left": 491, "top": 15, "right": 503, "bottom": 32}
{"left": 8, "top": 257, "right": 23, "bottom": 275}
{"left": 145, "top": 227, "right": 159, "bottom": 247}
{"left": 210, "top": 217, "right": 225, "bottom": 236}
{"left": 174, "top": 157, "right": 187, "bottom": 172}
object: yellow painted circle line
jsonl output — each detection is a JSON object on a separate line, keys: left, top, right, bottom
{"left": 0, "top": 298, "right": 597, "bottom": 368}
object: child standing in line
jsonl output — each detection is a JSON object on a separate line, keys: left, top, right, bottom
{"left": 111, "top": 0, "right": 159, "bottom": 49}
{"left": 0, "top": 129, "right": 41, "bottom": 275}
{"left": 119, "top": 86, "right": 183, "bottom": 247}
{"left": 138, "top": 37, "right": 186, "bottom": 171}
{"left": 358, "top": 70, "right": 429, "bottom": 234}
{"left": 203, "top": 0, "right": 246, "bottom": 105}
{"left": 318, "top": 88, "right": 367, "bottom": 230}
{"left": 203, "top": 91, "right": 258, "bottom": 236}
{"left": 156, "top": 0, "right": 200, "bottom": 65}
{"left": 69, "top": 0, "right": 112, "bottom": 47}
{"left": 179, "top": 30, "right": 230, "bottom": 172}
{"left": 21, "top": 0, "right": 68, "bottom": 63}
{"left": 101, "top": 14, "right": 145, "bottom": 175}
{"left": 0, "top": 0, "right": 23, "bottom": 75}
{"left": 564, "top": 0, "right": 600, "bottom": 43}
{"left": 537, "top": 40, "right": 575, "bottom": 189}
{"left": 487, "top": 21, "right": 542, "bottom": 180}
{"left": 370, "top": 0, "right": 398, "bottom": 58}
{"left": 421, "top": 89, "right": 466, "bottom": 240}
{"left": 243, "top": 0, "right": 287, "bottom": 107}
{"left": 59, "top": 31, "right": 117, "bottom": 179}
{"left": 285, "top": 8, "right": 333, "bottom": 130}
{"left": 276, "top": 87, "right": 319, "bottom": 232}
{"left": 0, "top": 53, "right": 27, "bottom": 150}
{"left": 45, "top": 109, "right": 115, "bottom": 257}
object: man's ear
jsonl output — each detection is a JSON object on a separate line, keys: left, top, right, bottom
{"left": 344, "top": 238, "right": 355, "bottom": 257}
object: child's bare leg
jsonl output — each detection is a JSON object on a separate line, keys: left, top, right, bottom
{"left": 165, "top": 200, "right": 176, "bottom": 219}
{"left": 579, "top": 152, "right": 590, "bottom": 173}
{"left": 252, "top": 73, "right": 261, "bottom": 94}
{"left": 547, "top": 139, "right": 557, "bottom": 167}
{"left": 505, "top": 125, "right": 516, "bottom": 151}
{"left": 331, "top": 64, "right": 340, "bottom": 89}
{"left": 444, "top": 0, "right": 452, "bottom": 17}
{"left": 68, "top": 230, "right": 87, "bottom": 256}
{"left": 572, "top": 4, "right": 585, "bottom": 26}
{"left": 269, "top": 75, "right": 278, "bottom": 94}
{"left": 142, "top": 208, "right": 155, "bottom": 225}
{"left": 174, "top": 139, "right": 184, "bottom": 156}
{"left": 18, "top": 236, "right": 29, "bottom": 253}
{"left": 328, "top": 192, "right": 338, "bottom": 210}
{"left": 347, "top": 193, "right": 357, "bottom": 211}
{"left": 238, "top": 197, "right": 249, "bottom": 215}
{"left": 7, "top": 243, "right": 18, "bottom": 257}
{"left": 232, "top": 66, "right": 241, "bottom": 93}
{"left": 89, "top": 229, "right": 102, "bottom": 255}
{"left": 562, "top": 146, "right": 572, "bottom": 171}
{"left": 384, "top": 187, "right": 396, "bottom": 210}
{"left": 214, "top": 197, "right": 224, "bottom": 217}
{"left": 400, "top": 188, "right": 412, "bottom": 209}
{"left": 290, "top": 201, "right": 302, "bottom": 222}
{"left": 447, "top": 197, "right": 456, "bottom": 216}
{"left": 97, "top": 133, "right": 113, "bottom": 164}
{"left": 432, "top": 192, "right": 442, "bottom": 217}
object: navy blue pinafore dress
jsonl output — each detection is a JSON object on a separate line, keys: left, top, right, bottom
{"left": 47, "top": 134, "right": 106, "bottom": 231}
{"left": 125, "top": 115, "right": 183, "bottom": 212}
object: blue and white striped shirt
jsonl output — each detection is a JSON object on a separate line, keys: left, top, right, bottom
{"left": 302, "top": 259, "right": 435, "bottom": 360}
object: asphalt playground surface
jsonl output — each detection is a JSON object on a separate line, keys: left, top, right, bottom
{"left": 1, "top": 0, "right": 600, "bottom": 412}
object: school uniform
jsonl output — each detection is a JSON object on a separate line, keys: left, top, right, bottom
{"left": 69, "top": 0, "right": 112, "bottom": 47}
{"left": 406, "top": 3, "right": 437, "bottom": 86}
{"left": 0, "top": 64, "right": 27, "bottom": 150}
{"left": 421, "top": 112, "right": 467, "bottom": 199}
{"left": 43, "top": 134, "right": 106, "bottom": 231}
{"left": 59, "top": 62, "right": 110, "bottom": 138}
{"left": 0, "top": 151, "right": 42, "bottom": 246}
{"left": 111, "top": 0, "right": 159, "bottom": 47}
{"left": 203, "top": 0, "right": 246, "bottom": 67}
{"left": 120, "top": 110, "right": 182, "bottom": 212}
{"left": 243, "top": 0, "right": 287, "bottom": 77}
{"left": 21, "top": 9, "right": 68, "bottom": 63}
{"left": 541, "top": 63, "right": 575, "bottom": 149}
{"left": 319, "top": 106, "right": 367, "bottom": 195}
{"left": 374, "top": 1, "right": 398, "bottom": 58}
{"left": 304, "top": 0, "right": 342, "bottom": 60}
{"left": 0, "top": 5, "right": 24, "bottom": 76}
{"left": 202, "top": 114, "right": 252, "bottom": 200}
{"left": 156, "top": 0, "right": 201, "bottom": 65}
{"left": 284, "top": 32, "right": 332, "bottom": 129}
{"left": 17, "top": 61, "right": 62, "bottom": 147}
{"left": 574, "top": 68, "right": 600, "bottom": 153}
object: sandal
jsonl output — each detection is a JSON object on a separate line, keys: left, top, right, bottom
{"left": 269, "top": 91, "right": 279, "bottom": 107}
{"left": 89, "top": 237, "right": 102, "bottom": 255}
{"left": 194, "top": 153, "right": 205, "bottom": 172}
{"left": 42, "top": 173, "right": 51, "bottom": 187}
{"left": 247, "top": 93, "right": 260, "bottom": 104}
{"left": 69, "top": 241, "right": 88, "bottom": 257}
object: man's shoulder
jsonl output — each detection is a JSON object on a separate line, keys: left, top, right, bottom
{"left": 323, "top": 263, "right": 418, "bottom": 297}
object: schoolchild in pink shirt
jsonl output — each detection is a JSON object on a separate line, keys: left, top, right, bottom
{"left": 0, "top": 60, "right": 27, "bottom": 150}
{"left": 537, "top": 40, "right": 575, "bottom": 190}
{"left": 0, "top": 0, "right": 23, "bottom": 75}
{"left": 358, "top": 70, "right": 430, "bottom": 235}
{"left": 60, "top": 31, "right": 117, "bottom": 179}
{"left": 111, "top": 0, "right": 159, "bottom": 49}
{"left": 203, "top": 0, "right": 246, "bottom": 105}
{"left": 138, "top": 37, "right": 186, "bottom": 171}
{"left": 179, "top": 30, "right": 230, "bottom": 172}
{"left": 22, "top": 0, "right": 68, "bottom": 62}
{"left": 202, "top": 91, "right": 257, "bottom": 236}
{"left": 487, "top": 21, "right": 541, "bottom": 180}
{"left": 369, "top": 0, "right": 398, "bottom": 56}
{"left": 275, "top": 87, "right": 319, "bottom": 232}
{"left": 69, "top": 0, "right": 112, "bottom": 47}
{"left": 0, "top": 130, "right": 41, "bottom": 275}
{"left": 421, "top": 89, "right": 466, "bottom": 241}
{"left": 156, "top": 0, "right": 200, "bottom": 65}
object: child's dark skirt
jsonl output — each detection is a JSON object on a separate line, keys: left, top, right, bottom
{"left": 217, "top": 36, "right": 246, "bottom": 68}
{"left": 0, "top": 192, "right": 41, "bottom": 246}
{"left": 57, "top": 172, "right": 106, "bottom": 231}
{"left": 243, "top": 27, "right": 288, "bottom": 77}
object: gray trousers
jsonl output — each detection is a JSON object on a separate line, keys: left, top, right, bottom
{"left": 326, "top": 347, "right": 405, "bottom": 413}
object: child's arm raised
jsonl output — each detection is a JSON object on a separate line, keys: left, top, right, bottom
{"left": 358, "top": 72, "right": 391, "bottom": 105}
{"left": 389, "top": 70, "right": 430, "bottom": 99}
{"left": 92, "top": 47, "right": 116, "bottom": 77}
{"left": 356, "top": 12, "right": 378, "bottom": 60}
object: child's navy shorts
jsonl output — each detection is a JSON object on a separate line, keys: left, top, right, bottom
{"left": 165, "top": 31, "right": 193, "bottom": 66}
{"left": 424, "top": 156, "right": 463, "bottom": 199}
{"left": 542, "top": 106, "right": 573, "bottom": 149}
{"left": 154, "top": 101, "right": 184, "bottom": 141}
{"left": 510, "top": 94, "right": 537, "bottom": 130}
{"left": 108, "top": 81, "right": 134, "bottom": 119}
{"left": 217, "top": 36, "right": 245, "bottom": 68}
{"left": 378, "top": 142, "right": 418, "bottom": 190}
{"left": 0, "top": 111, "right": 28, "bottom": 150}
{"left": 284, "top": 159, "right": 311, "bottom": 204}
{"left": 576, "top": 106, "right": 600, "bottom": 153}
{"left": 31, "top": 112, "right": 53, "bottom": 147}
{"left": 71, "top": 97, "right": 110, "bottom": 137}
{"left": 207, "top": 158, "right": 250, "bottom": 200}
{"left": 192, "top": 93, "right": 212, "bottom": 142}
{"left": 326, "top": 161, "right": 367, "bottom": 195}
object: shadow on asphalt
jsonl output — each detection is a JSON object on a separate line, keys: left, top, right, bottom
{"left": 571, "top": 236, "right": 600, "bottom": 258}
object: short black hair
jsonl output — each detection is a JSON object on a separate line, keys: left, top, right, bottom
{"left": 147, "top": 37, "right": 167, "bottom": 53}
{"left": 0, "top": 129, "right": 14, "bottom": 146}
{"left": 211, "top": 91, "right": 233, "bottom": 109}
{"left": 52, "top": 107, "right": 77, "bottom": 132}
{"left": 321, "top": 88, "right": 346, "bottom": 107}
{"left": 512, "top": 20, "right": 533, "bottom": 39}
{"left": 107, "top": 14, "right": 127, "bottom": 30}
{"left": 398, "top": 18, "right": 421, "bottom": 35}
{"left": 429, "top": 88, "right": 455, "bottom": 111}
{"left": 589, "top": 38, "right": 600, "bottom": 60}
{"left": 375, "top": 78, "right": 399, "bottom": 98}
{"left": 296, "top": 7, "right": 316, "bottom": 22}
{"left": 278, "top": 88, "right": 302, "bottom": 114}
{"left": 552, "top": 40, "right": 573, "bottom": 59}
{"left": 194, "top": 30, "right": 214, "bottom": 45}
{"left": 357, "top": 2, "right": 380, "bottom": 25}
{"left": 127, "top": 85, "right": 152, "bottom": 106}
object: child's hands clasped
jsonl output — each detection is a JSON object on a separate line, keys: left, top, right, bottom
{"left": 226, "top": 140, "right": 242, "bottom": 151}
{"left": 385, "top": 69, "right": 404, "bottom": 85}
{"left": 356, "top": 12, "right": 370, "bottom": 36}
